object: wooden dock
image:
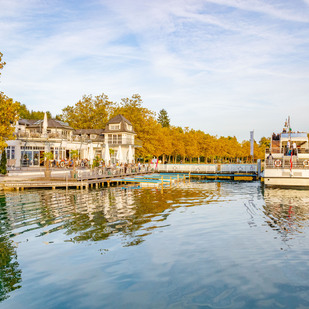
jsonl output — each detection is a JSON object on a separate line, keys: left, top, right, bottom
{"left": 0, "top": 168, "right": 258, "bottom": 192}
{"left": 0, "top": 171, "right": 188, "bottom": 191}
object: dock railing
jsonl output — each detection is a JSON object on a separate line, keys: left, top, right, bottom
{"left": 76, "top": 165, "right": 152, "bottom": 180}
{"left": 157, "top": 164, "right": 257, "bottom": 174}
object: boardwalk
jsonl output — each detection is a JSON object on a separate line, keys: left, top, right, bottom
{"left": 0, "top": 163, "right": 260, "bottom": 191}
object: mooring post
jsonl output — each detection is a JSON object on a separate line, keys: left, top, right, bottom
{"left": 177, "top": 174, "right": 179, "bottom": 182}
{"left": 189, "top": 172, "right": 191, "bottom": 181}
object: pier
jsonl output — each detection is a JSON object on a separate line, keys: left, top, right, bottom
{"left": 0, "top": 163, "right": 260, "bottom": 191}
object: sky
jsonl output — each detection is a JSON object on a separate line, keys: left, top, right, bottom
{"left": 1, "top": 0, "right": 309, "bottom": 141}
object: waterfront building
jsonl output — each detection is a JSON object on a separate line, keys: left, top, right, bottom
{"left": 5, "top": 114, "right": 138, "bottom": 168}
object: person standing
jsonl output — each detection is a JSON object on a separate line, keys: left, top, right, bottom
{"left": 287, "top": 140, "right": 290, "bottom": 155}
{"left": 293, "top": 142, "right": 297, "bottom": 155}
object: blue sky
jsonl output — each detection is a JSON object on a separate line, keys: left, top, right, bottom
{"left": 1, "top": 0, "right": 309, "bottom": 141}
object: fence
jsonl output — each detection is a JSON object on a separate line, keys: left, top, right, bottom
{"left": 76, "top": 165, "right": 152, "bottom": 180}
{"left": 157, "top": 164, "right": 257, "bottom": 174}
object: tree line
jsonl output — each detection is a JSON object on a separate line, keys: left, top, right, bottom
{"left": 57, "top": 93, "right": 270, "bottom": 163}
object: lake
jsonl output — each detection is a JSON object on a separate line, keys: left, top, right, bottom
{"left": 1, "top": 181, "right": 309, "bottom": 308}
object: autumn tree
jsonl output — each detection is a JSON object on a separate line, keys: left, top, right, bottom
{"left": 157, "top": 109, "right": 170, "bottom": 128}
{"left": 61, "top": 93, "right": 116, "bottom": 129}
{"left": 0, "top": 53, "right": 20, "bottom": 150}
{"left": 0, "top": 95, "right": 20, "bottom": 149}
{"left": 113, "top": 94, "right": 159, "bottom": 158}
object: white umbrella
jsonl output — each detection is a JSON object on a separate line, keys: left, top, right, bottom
{"left": 42, "top": 112, "right": 48, "bottom": 136}
{"left": 89, "top": 143, "right": 94, "bottom": 166}
{"left": 127, "top": 145, "right": 133, "bottom": 163}
{"left": 103, "top": 143, "right": 111, "bottom": 165}
{"left": 116, "top": 145, "right": 123, "bottom": 163}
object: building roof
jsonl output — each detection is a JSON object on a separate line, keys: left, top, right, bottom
{"left": 18, "top": 119, "right": 38, "bottom": 126}
{"left": 28, "top": 119, "right": 74, "bottom": 130}
{"left": 18, "top": 114, "right": 135, "bottom": 134}
{"left": 106, "top": 114, "right": 132, "bottom": 125}
{"left": 104, "top": 114, "right": 136, "bottom": 134}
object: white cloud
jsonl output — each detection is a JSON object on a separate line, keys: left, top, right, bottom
{"left": 1, "top": 0, "right": 309, "bottom": 141}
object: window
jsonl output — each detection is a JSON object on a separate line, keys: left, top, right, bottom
{"left": 110, "top": 124, "right": 120, "bottom": 130}
{"left": 108, "top": 134, "right": 122, "bottom": 144}
{"left": 126, "top": 124, "right": 132, "bottom": 131}
{"left": 5, "top": 146, "right": 15, "bottom": 159}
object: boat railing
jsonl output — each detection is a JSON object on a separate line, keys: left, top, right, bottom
{"left": 266, "top": 148, "right": 309, "bottom": 155}
{"left": 265, "top": 158, "right": 309, "bottom": 169}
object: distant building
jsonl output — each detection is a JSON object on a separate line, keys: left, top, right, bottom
{"left": 6, "top": 114, "right": 139, "bottom": 168}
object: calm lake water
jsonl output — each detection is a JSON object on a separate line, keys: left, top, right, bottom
{"left": 0, "top": 180, "right": 309, "bottom": 308}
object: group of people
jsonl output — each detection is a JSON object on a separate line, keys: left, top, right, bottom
{"left": 285, "top": 141, "right": 298, "bottom": 156}
{"left": 272, "top": 133, "right": 280, "bottom": 141}
{"left": 267, "top": 140, "right": 298, "bottom": 162}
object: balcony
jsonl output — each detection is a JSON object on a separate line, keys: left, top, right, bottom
{"left": 17, "top": 132, "right": 69, "bottom": 140}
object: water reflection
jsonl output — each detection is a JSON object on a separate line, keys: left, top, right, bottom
{"left": 2, "top": 182, "right": 221, "bottom": 246}
{"left": 0, "top": 195, "right": 22, "bottom": 302}
{"left": 263, "top": 188, "right": 309, "bottom": 237}
{"left": 0, "top": 182, "right": 309, "bottom": 308}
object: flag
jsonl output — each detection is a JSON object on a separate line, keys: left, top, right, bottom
{"left": 250, "top": 131, "right": 254, "bottom": 156}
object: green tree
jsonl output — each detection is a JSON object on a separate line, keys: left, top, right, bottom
{"left": 18, "top": 104, "right": 52, "bottom": 120}
{"left": 157, "top": 109, "right": 170, "bottom": 128}
{"left": 0, "top": 150, "right": 7, "bottom": 175}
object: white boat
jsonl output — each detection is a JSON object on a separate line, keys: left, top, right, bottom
{"left": 264, "top": 118, "right": 309, "bottom": 187}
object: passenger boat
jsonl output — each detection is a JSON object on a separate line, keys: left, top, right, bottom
{"left": 264, "top": 118, "right": 309, "bottom": 187}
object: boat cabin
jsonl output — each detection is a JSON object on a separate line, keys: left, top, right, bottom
{"left": 269, "top": 132, "right": 309, "bottom": 158}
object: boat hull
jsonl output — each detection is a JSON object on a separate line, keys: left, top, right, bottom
{"left": 264, "top": 168, "right": 309, "bottom": 187}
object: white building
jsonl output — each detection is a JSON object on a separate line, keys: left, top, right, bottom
{"left": 6, "top": 114, "right": 139, "bottom": 168}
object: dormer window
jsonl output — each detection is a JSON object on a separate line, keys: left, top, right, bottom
{"left": 110, "top": 124, "right": 120, "bottom": 130}
{"left": 126, "top": 124, "right": 132, "bottom": 131}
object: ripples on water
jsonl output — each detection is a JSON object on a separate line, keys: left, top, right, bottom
{"left": 0, "top": 181, "right": 309, "bottom": 308}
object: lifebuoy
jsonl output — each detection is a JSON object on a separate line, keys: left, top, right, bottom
{"left": 303, "top": 160, "right": 309, "bottom": 167}
{"left": 80, "top": 162, "right": 84, "bottom": 167}
{"left": 274, "top": 160, "right": 282, "bottom": 167}
{"left": 98, "top": 169, "right": 103, "bottom": 175}
{"left": 60, "top": 161, "right": 65, "bottom": 167}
